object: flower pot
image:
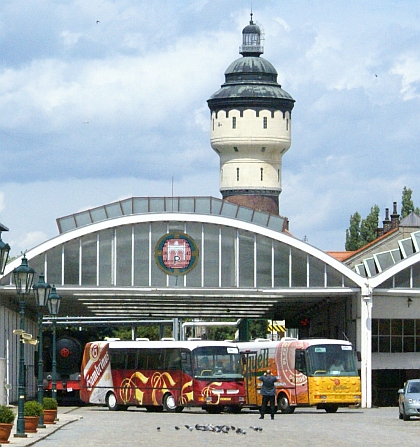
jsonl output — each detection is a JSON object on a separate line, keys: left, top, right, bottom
{"left": 24, "top": 416, "right": 40, "bottom": 433}
{"left": 43, "top": 409, "right": 57, "bottom": 424}
{"left": 0, "top": 422, "right": 13, "bottom": 443}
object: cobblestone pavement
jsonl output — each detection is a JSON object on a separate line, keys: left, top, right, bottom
{"left": 6, "top": 405, "right": 420, "bottom": 447}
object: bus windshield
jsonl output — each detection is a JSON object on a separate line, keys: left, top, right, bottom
{"left": 306, "top": 344, "right": 358, "bottom": 376}
{"left": 193, "top": 346, "right": 242, "bottom": 379}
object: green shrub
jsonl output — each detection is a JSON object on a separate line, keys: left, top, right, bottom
{"left": 43, "top": 397, "right": 58, "bottom": 410}
{"left": 24, "top": 400, "right": 43, "bottom": 417}
{"left": 0, "top": 405, "right": 16, "bottom": 424}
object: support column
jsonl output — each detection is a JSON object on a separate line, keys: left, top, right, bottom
{"left": 173, "top": 318, "right": 179, "bottom": 340}
{"left": 237, "top": 318, "right": 249, "bottom": 341}
{"left": 360, "top": 287, "right": 372, "bottom": 408}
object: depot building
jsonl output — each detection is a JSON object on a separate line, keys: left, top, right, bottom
{"left": 1, "top": 16, "right": 420, "bottom": 409}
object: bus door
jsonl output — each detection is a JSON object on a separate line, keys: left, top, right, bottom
{"left": 295, "top": 349, "right": 309, "bottom": 405}
{"left": 241, "top": 351, "right": 258, "bottom": 406}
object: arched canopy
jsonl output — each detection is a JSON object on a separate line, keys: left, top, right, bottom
{"left": 0, "top": 197, "right": 364, "bottom": 322}
{"left": 369, "top": 251, "right": 420, "bottom": 293}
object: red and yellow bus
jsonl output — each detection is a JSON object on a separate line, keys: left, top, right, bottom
{"left": 238, "top": 338, "right": 361, "bottom": 413}
{"left": 80, "top": 339, "right": 245, "bottom": 413}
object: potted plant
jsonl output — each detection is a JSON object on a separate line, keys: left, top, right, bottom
{"left": 0, "top": 404, "right": 16, "bottom": 443}
{"left": 43, "top": 397, "right": 58, "bottom": 424}
{"left": 24, "top": 400, "right": 43, "bottom": 433}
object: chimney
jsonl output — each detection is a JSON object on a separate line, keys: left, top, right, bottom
{"left": 390, "top": 201, "right": 400, "bottom": 229}
{"left": 383, "top": 208, "right": 392, "bottom": 233}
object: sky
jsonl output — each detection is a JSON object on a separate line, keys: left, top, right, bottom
{"left": 1, "top": 0, "right": 420, "bottom": 256}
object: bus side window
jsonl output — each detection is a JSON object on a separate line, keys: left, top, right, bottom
{"left": 181, "top": 350, "right": 192, "bottom": 376}
{"left": 165, "top": 348, "right": 181, "bottom": 370}
{"left": 295, "top": 350, "right": 307, "bottom": 375}
{"left": 110, "top": 350, "right": 125, "bottom": 370}
{"left": 126, "top": 350, "right": 137, "bottom": 370}
{"left": 147, "top": 349, "right": 163, "bottom": 370}
{"left": 137, "top": 350, "right": 147, "bottom": 370}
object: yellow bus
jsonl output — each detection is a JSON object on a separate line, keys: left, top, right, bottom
{"left": 238, "top": 338, "right": 361, "bottom": 413}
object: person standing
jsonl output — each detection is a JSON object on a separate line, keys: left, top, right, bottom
{"left": 258, "top": 369, "right": 277, "bottom": 419}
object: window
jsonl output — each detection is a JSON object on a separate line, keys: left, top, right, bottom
{"left": 260, "top": 168, "right": 264, "bottom": 181}
{"left": 236, "top": 168, "right": 240, "bottom": 181}
{"left": 286, "top": 118, "right": 289, "bottom": 131}
{"left": 372, "top": 319, "right": 420, "bottom": 353}
{"left": 165, "top": 349, "right": 181, "bottom": 370}
{"left": 234, "top": 147, "right": 239, "bottom": 152}
{"left": 232, "top": 117, "right": 236, "bottom": 129}
{"left": 263, "top": 117, "right": 268, "bottom": 129}
{"left": 147, "top": 349, "right": 164, "bottom": 369}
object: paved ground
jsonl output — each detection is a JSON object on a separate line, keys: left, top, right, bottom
{"left": 4, "top": 405, "right": 420, "bottom": 447}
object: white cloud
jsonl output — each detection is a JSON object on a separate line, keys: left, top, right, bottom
{"left": 12, "top": 231, "right": 48, "bottom": 254}
{"left": 60, "top": 30, "right": 82, "bottom": 47}
{"left": 391, "top": 53, "right": 420, "bottom": 100}
{"left": 1, "top": 0, "right": 420, "bottom": 255}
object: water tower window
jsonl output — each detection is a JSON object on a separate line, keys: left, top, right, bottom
{"left": 286, "top": 118, "right": 289, "bottom": 131}
{"left": 236, "top": 168, "right": 240, "bottom": 181}
{"left": 232, "top": 117, "right": 236, "bottom": 129}
{"left": 260, "top": 168, "right": 264, "bottom": 181}
{"left": 234, "top": 147, "right": 239, "bottom": 152}
{"left": 263, "top": 117, "right": 268, "bottom": 129}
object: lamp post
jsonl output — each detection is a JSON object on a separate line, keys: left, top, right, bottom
{"left": 0, "top": 224, "right": 10, "bottom": 274}
{"left": 12, "top": 254, "right": 35, "bottom": 438}
{"left": 33, "top": 275, "right": 51, "bottom": 428}
{"left": 47, "top": 286, "right": 61, "bottom": 401}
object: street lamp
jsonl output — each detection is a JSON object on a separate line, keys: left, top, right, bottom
{"left": 12, "top": 254, "right": 35, "bottom": 438}
{"left": 33, "top": 274, "right": 51, "bottom": 428}
{"left": 47, "top": 285, "right": 61, "bottom": 401}
{"left": 0, "top": 226, "right": 10, "bottom": 275}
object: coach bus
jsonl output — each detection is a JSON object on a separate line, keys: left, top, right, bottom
{"left": 80, "top": 339, "right": 245, "bottom": 413}
{"left": 238, "top": 338, "right": 361, "bottom": 413}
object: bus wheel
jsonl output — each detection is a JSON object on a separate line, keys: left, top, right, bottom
{"left": 107, "top": 392, "right": 123, "bottom": 411}
{"left": 324, "top": 404, "right": 338, "bottom": 413}
{"left": 278, "top": 394, "right": 295, "bottom": 414}
{"left": 163, "top": 393, "right": 177, "bottom": 412}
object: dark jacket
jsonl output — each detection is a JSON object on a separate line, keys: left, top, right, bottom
{"left": 258, "top": 374, "right": 276, "bottom": 396}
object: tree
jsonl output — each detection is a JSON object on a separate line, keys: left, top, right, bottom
{"left": 345, "top": 212, "right": 361, "bottom": 250}
{"left": 360, "top": 205, "right": 380, "bottom": 245}
{"left": 345, "top": 187, "right": 420, "bottom": 251}
{"left": 401, "top": 186, "right": 420, "bottom": 217}
{"left": 401, "top": 186, "right": 414, "bottom": 218}
{"left": 345, "top": 206, "right": 379, "bottom": 251}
